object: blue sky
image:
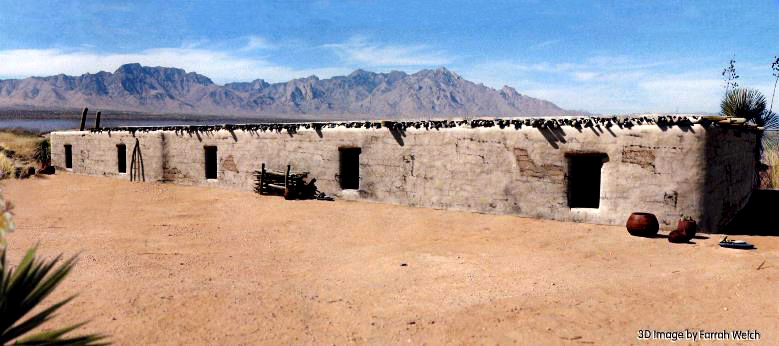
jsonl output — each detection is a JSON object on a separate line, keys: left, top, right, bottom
{"left": 1, "top": 0, "right": 778, "bottom": 114}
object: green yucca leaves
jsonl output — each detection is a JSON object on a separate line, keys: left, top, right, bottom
{"left": 721, "top": 88, "right": 766, "bottom": 120}
{"left": 32, "top": 140, "right": 51, "bottom": 168}
{"left": 721, "top": 87, "right": 778, "bottom": 129}
{"left": 0, "top": 247, "right": 108, "bottom": 345}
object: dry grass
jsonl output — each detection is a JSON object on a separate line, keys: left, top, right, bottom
{"left": 763, "top": 137, "right": 779, "bottom": 189}
{"left": 0, "top": 154, "right": 13, "bottom": 179}
{"left": 0, "top": 131, "right": 49, "bottom": 179}
{"left": 0, "top": 131, "right": 45, "bottom": 162}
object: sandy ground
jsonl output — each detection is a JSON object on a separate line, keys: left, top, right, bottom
{"left": 2, "top": 174, "right": 778, "bottom": 345}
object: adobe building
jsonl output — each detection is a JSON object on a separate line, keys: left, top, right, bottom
{"left": 49, "top": 115, "right": 760, "bottom": 233}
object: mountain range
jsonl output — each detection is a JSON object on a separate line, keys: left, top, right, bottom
{"left": 0, "top": 63, "right": 583, "bottom": 119}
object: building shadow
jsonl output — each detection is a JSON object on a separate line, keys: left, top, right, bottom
{"left": 678, "top": 124, "right": 696, "bottom": 133}
{"left": 722, "top": 189, "right": 779, "bottom": 236}
{"left": 538, "top": 127, "right": 566, "bottom": 149}
{"left": 130, "top": 138, "right": 145, "bottom": 182}
{"left": 700, "top": 126, "right": 761, "bottom": 234}
{"left": 390, "top": 128, "right": 405, "bottom": 146}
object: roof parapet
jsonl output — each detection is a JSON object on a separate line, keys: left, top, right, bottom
{"left": 64, "top": 114, "right": 762, "bottom": 135}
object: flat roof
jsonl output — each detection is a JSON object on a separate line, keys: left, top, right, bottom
{"left": 53, "top": 114, "right": 762, "bottom": 134}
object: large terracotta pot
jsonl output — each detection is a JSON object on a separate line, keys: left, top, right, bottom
{"left": 678, "top": 219, "right": 697, "bottom": 239}
{"left": 626, "top": 212, "right": 659, "bottom": 237}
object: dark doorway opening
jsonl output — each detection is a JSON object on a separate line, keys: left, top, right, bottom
{"left": 117, "top": 144, "right": 126, "bottom": 173}
{"left": 339, "top": 147, "right": 361, "bottom": 189}
{"left": 64, "top": 145, "right": 72, "bottom": 169}
{"left": 566, "top": 154, "right": 606, "bottom": 208}
{"left": 204, "top": 146, "right": 217, "bottom": 179}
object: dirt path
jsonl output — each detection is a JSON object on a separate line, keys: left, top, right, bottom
{"left": 3, "top": 174, "right": 777, "bottom": 344}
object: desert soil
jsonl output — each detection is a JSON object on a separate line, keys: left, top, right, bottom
{"left": 3, "top": 174, "right": 778, "bottom": 345}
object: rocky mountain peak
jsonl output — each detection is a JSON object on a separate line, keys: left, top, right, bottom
{"left": 412, "top": 67, "right": 461, "bottom": 85}
{"left": 114, "top": 63, "right": 144, "bottom": 74}
{"left": 500, "top": 85, "right": 521, "bottom": 98}
{"left": 348, "top": 69, "right": 374, "bottom": 78}
{"left": 0, "top": 64, "right": 584, "bottom": 118}
{"left": 113, "top": 63, "right": 213, "bottom": 86}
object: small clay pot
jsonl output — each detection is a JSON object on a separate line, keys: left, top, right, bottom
{"left": 626, "top": 212, "right": 659, "bottom": 237}
{"left": 668, "top": 230, "right": 690, "bottom": 243}
{"left": 678, "top": 219, "right": 697, "bottom": 239}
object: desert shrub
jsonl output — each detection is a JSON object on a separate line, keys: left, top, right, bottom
{"left": 0, "top": 155, "right": 13, "bottom": 180}
{"left": 720, "top": 88, "right": 778, "bottom": 188}
{"left": 0, "top": 132, "right": 43, "bottom": 162}
{"left": 762, "top": 138, "right": 779, "bottom": 189}
{"left": 721, "top": 88, "right": 778, "bottom": 129}
{"left": 33, "top": 138, "right": 51, "bottom": 167}
{"left": 721, "top": 88, "right": 765, "bottom": 121}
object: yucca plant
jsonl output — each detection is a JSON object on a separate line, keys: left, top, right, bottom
{"left": 721, "top": 88, "right": 779, "bottom": 189}
{"left": 32, "top": 139, "right": 50, "bottom": 168}
{"left": 722, "top": 57, "right": 739, "bottom": 95}
{"left": 721, "top": 88, "right": 777, "bottom": 129}
{"left": 0, "top": 247, "right": 107, "bottom": 345}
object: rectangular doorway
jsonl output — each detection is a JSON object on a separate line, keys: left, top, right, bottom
{"left": 566, "top": 154, "right": 606, "bottom": 208}
{"left": 64, "top": 145, "right": 72, "bottom": 169}
{"left": 117, "top": 144, "right": 126, "bottom": 173}
{"left": 204, "top": 146, "right": 217, "bottom": 179}
{"left": 339, "top": 147, "right": 361, "bottom": 189}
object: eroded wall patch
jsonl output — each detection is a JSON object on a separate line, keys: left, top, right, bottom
{"left": 513, "top": 148, "right": 564, "bottom": 182}
{"left": 222, "top": 155, "right": 239, "bottom": 173}
{"left": 622, "top": 145, "right": 656, "bottom": 172}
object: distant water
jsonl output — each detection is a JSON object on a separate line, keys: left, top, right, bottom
{"left": 0, "top": 117, "right": 281, "bottom": 133}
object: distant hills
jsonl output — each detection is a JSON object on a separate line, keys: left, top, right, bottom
{"left": 0, "top": 63, "right": 584, "bottom": 119}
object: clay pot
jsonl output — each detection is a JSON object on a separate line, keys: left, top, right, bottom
{"left": 678, "top": 219, "right": 697, "bottom": 239}
{"left": 668, "top": 230, "right": 690, "bottom": 243}
{"left": 626, "top": 212, "right": 659, "bottom": 237}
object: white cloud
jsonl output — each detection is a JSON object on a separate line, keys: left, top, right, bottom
{"left": 241, "top": 36, "right": 275, "bottom": 51}
{"left": 325, "top": 36, "right": 452, "bottom": 67}
{"left": 2, "top": 43, "right": 774, "bottom": 115}
{"left": 522, "top": 86, "right": 640, "bottom": 114}
{"left": 0, "top": 48, "right": 350, "bottom": 84}
{"left": 460, "top": 56, "right": 764, "bottom": 114}
{"left": 529, "top": 39, "right": 561, "bottom": 50}
{"left": 180, "top": 38, "right": 210, "bottom": 49}
{"left": 459, "top": 61, "right": 548, "bottom": 89}
{"left": 0, "top": 36, "right": 451, "bottom": 84}
{"left": 638, "top": 78, "right": 723, "bottom": 113}
{"left": 573, "top": 71, "right": 597, "bottom": 81}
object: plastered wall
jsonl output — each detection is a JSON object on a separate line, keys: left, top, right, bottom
{"left": 50, "top": 122, "right": 758, "bottom": 233}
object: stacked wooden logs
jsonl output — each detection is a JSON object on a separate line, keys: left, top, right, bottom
{"left": 253, "top": 163, "right": 309, "bottom": 199}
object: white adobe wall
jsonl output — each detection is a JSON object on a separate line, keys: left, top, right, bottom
{"left": 50, "top": 122, "right": 757, "bottom": 233}
{"left": 50, "top": 131, "right": 165, "bottom": 181}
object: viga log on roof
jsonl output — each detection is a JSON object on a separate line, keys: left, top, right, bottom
{"left": 50, "top": 114, "right": 760, "bottom": 233}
